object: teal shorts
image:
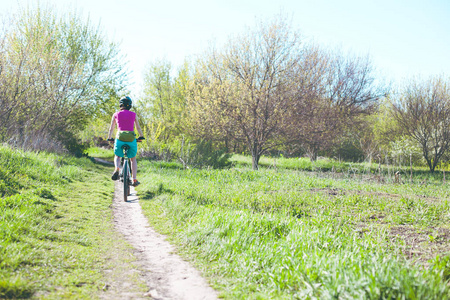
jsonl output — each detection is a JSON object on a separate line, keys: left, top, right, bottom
{"left": 114, "top": 139, "right": 137, "bottom": 158}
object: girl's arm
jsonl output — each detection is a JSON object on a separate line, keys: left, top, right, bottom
{"left": 108, "top": 114, "right": 116, "bottom": 139}
{"left": 135, "top": 115, "right": 144, "bottom": 137}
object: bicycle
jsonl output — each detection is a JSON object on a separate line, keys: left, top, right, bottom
{"left": 120, "top": 144, "right": 132, "bottom": 202}
{"left": 107, "top": 136, "right": 145, "bottom": 202}
{"left": 108, "top": 137, "right": 144, "bottom": 202}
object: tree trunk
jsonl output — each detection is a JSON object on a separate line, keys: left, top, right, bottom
{"left": 307, "top": 145, "right": 318, "bottom": 162}
{"left": 224, "top": 136, "right": 229, "bottom": 153}
{"left": 426, "top": 160, "right": 436, "bottom": 173}
{"left": 425, "top": 156, "right": 436, "bottom": 173}
{"left": 252, "top": 153, "right": 260, "bottom": 170}
{"left": 251, "top": 142, "right": 260, "bottom": 170}
{"left": 423, "top": 148, "right": 435, "bottom": 173}
{"left": 410, "top": 153, "right": 413, "bottom": 183}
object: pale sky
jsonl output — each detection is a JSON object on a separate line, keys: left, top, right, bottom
{"left": 2, "top": 0, "right": 449, "bottom": 97}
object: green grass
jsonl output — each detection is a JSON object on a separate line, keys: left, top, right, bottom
{"left": 84, "top": 147, "right": 115, "bottom": 160}
{"left": 136, "top": 158, "right": 450, "bottom": 299}
{"left": 232, "top": 154, "right": 447, "bottom": 183}
{"left": 0, "top": 145, "right": 144, "bottom": 299}
{"left": 232, "top": 154, "right": 348, "bottom": 171}
{"left": 5, "top": 143, "right": 446, "bottom": 298}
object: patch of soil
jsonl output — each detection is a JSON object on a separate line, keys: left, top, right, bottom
{"left": 308, "top": 187, "right": 440, "bottom": 202}
{"left": 388, "top": 226, "right": 450, "bottom": 264}
{"left": 357, "top": 223, "right": 450, "bottom": 265}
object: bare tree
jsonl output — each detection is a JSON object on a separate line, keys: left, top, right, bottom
{"left": 392, "top": 76, "right": 450, "bottom": 172}
{"left": 289, "top": 50, "right": 382, "bottom": 160}
{"left": 188, "top": 16, "right": 301, "bottom": 170}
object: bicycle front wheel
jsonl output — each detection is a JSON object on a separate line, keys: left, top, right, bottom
{"left": 123, "top": 160, "right": 129, "bottom": 202}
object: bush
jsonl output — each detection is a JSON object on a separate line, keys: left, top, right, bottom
{"left": 56, "top": 130, "right": 88, "bottom": 158}
{"left": 179, "top": 139, "right": 232, "bottom": 169}
{"left": 329, "top": 140, "right": 365, "bottom": 162}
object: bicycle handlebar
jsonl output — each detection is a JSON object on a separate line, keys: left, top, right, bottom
{"left": 106, "top": 137, "right": 144, "bottom": 142}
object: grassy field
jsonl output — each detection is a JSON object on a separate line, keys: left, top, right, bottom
{"left": 0, "top": 145, "right": 144, "bottom": 299}
{"left": 2, "top": 144, "right": 449, "bottom": 299}
{"left": 136, "top": 155, "right": 450, "bottom": 299}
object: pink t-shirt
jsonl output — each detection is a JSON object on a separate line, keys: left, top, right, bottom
{"left": 114, "top": 110, "right": 136, "bottom": 131}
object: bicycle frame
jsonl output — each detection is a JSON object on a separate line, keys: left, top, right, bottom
{"left": 120, "top": 145, "right": 132, "bottom": 202}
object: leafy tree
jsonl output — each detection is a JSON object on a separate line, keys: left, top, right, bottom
{"left": 349, "top": 97, "right": 400, "bottom": 164}
{"left": 141, "top": 59, "right": 172, "bottom": 119}
{"left": 392, "top": 76, "right": 450, "bottom": 172}
{"left": 140, "top": 59, "right": 190, "bottom": 142}
{"left": 372, "top": 98, "right": 401, "bottom": 153}
{"left": 0, "top": 5, "right": 127, "bottom": 152}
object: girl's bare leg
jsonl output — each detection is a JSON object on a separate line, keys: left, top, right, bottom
{"left": 114, "top": 155, "right": 121, "bottom": 171}
{"left": 131, "top": 157, "right": 138, "bottom": 180}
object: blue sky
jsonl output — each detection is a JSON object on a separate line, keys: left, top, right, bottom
{"left": 2, "top": 0, "right": 449, "bottom": 97}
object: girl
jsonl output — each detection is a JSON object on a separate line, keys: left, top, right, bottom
{"left": 107, "top": 96, "right": 144, "bottom": 186}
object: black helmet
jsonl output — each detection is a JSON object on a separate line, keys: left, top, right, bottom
{"left": 119, "top": 96, "right": 132, "bottom": 109}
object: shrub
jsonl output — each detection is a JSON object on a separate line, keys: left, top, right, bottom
{"left": 180, "top": 139, "right": 232, "bottom": 169}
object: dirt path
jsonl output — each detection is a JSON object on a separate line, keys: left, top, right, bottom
{"left": 107, "top": 180, "right": 218, "bottom": 300}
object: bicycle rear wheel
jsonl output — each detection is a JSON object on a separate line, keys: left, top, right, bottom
{"left": 123, "top": 159, "right": 129, "bottom": 202}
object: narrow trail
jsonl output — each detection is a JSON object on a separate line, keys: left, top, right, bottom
{"left": 109, "top": 180, "right": 218, "bottom": 300}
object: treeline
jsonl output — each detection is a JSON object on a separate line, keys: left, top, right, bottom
{"left": 1, "top": 7, "right": 449, "bottom": 172}
{"left": 139, "top": 16, "right": 450, "bottom": 172}
{"left": 0, "top": 6, "right": 127, "bottom": 154}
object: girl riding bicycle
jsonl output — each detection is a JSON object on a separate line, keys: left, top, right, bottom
{"left": 107, "top": 96, "right": 144, "bottom": 186}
